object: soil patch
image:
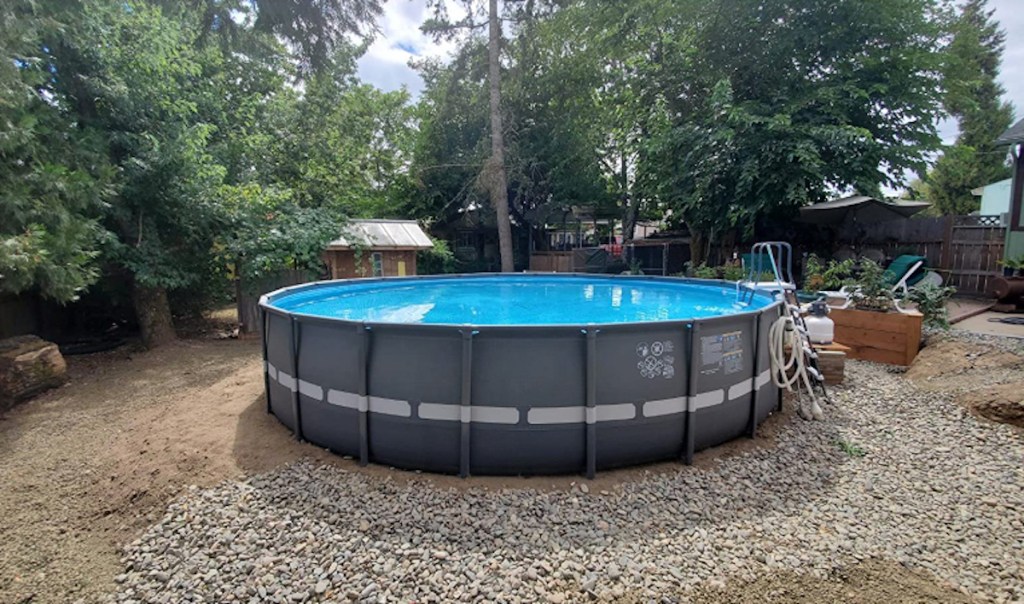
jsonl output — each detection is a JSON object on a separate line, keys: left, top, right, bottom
{"left": 0, "top": 338, "right": 322, "bottom": 604}
{"left": 956, "top": 382, "right": 1024, "bottom": 429}
{"left": 905, "top": 337, "right": 1023, "bottom": 392}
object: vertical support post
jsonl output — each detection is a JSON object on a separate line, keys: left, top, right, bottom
{"left": 262, "top": 307, "right": 271, "bottom": 414}
{"left": 747, "top": 311, "right": 762, "bottom": 438}
{"left": 662, "top": 243, "right": 669, "bottom": 276}
{"left": 459, "top": 329, "right": 474, "bottom": 478}
{"left": 357, "top": 324, "right": 370, "bottom": 466}
{"left": 584, "top": 327, "right": 598, "bottom": 479}
{"left": 290, "top": 316, "right": 304, "bottom": 442}
{"left": 776, "top": 306, "right": 784, "bottom": 413}
{"left": 684, "top": 322, "right": 699, "bottom": 465}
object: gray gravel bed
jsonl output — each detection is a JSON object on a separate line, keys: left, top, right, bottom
{"left": 109, "top": 361, "right": 1024, "bottom": 603}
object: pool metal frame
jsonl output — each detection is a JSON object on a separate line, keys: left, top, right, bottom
{"left": 260, "top": 273, "right": 783, "bottom": 477}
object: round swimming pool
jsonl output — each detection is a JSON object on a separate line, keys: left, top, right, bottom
{"left": 260, "top": 274, "right": 783, "bottom": 476}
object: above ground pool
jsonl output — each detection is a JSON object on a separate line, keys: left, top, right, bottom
{"left": 260, "top": 274, "right": 783, "bottom": 477}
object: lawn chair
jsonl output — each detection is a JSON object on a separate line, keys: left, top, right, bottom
{"left": 822, "top": 254, "right": 931, "bottom": 310}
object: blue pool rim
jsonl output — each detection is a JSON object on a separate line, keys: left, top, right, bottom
{"left": 259, "top": 273, "right": 785, "bottom": 477}
{"left": 260, "top": 272, "right": 778, "bottom": 329}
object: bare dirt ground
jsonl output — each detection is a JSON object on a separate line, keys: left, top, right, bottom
{"left": 0, "top": 329, "right": 996, "bottom": 603}
{"left": 907, "top": 336, "right": 1024, "bottom": 431}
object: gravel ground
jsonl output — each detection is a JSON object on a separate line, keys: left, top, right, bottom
{"left": 108, "top": 350, "right": 1024, "bottom": 604}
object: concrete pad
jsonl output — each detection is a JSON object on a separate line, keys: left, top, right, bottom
{"left": 947, "top": 298, "right": 995, "bottom": 323}
{"left": 953, "top": 311, "right": 1024, "bottom": 339}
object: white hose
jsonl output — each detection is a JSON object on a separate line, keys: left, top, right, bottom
{"left": 768, "top": 308, "right": 824, "bottom": 420}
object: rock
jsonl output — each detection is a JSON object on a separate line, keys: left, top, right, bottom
{"left": 0, "top": 335, "right": 66, "bottom": 410}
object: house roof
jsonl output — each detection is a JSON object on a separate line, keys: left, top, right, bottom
{"left": 326, "top": 219, "right": 434, "bottom": 251}
{"left": 995, "top": 118, "right": 1024, "bottom": 146}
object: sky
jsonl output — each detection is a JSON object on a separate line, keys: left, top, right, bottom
{"left": 356, "top": 0, "right": 1024, "bottom": 144}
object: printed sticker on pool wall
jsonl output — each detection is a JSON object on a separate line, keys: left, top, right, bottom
{"left": 700, "top": 331, "right": 744, "bottom": 376}
{"left": 636, "top": 340, "right": 675, "bottom": 379}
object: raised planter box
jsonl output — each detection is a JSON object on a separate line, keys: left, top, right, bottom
{"left": 830, "top": 308, "right": 923, "bottom": 366}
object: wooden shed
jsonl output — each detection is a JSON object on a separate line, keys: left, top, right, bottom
{"left": 323, "top": 219, "right": 434, "bottom": 279}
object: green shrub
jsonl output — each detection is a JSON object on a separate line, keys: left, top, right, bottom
{"left": 692, "top": 263, "right": 718, "bottom": 279}
{"left": 417, "top": 238, "right": 456, "bottom": 274}
{"left": 907, "top": 283, "right": 956, "bottom": 329}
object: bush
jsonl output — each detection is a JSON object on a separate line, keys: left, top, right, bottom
{"left": 907, "top": 283, "right": 956, "bottom": 329}
{"left": 417, "top": 238, "right": 456, "bottom": 274}
{"left": 803, "top": 254, "right": 854, "bottom": 291}
{"left": 691, "top": 263, "right": 718, "bottom": 279}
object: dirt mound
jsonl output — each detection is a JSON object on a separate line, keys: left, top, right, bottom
{"left": 905, "top": 338, "right": 1023, "bottom": 392}
{"left": 957, "top": 382, "right": 1024, "bottom": 429}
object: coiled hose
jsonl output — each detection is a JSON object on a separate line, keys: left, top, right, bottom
{"left": 768, "top": 307, "right": 824, "bottom": 420}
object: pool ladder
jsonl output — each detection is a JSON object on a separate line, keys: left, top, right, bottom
{"left": 737, "top": 242, "right": 796, "bottom": 305}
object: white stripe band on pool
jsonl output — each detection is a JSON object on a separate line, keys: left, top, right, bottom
{"left": 267, "top": 364, "right": 775, "bottom": 425}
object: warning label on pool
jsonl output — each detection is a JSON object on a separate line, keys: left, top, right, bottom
{"left": 700, "top": 331, "right": 744, "bottom": 376}
{"left": 636, "top": 340, "right": 675, "bottom": 380}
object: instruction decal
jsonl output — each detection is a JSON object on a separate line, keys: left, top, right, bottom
{"left": 700, "top": 331, "right": 744, "bottom": 376}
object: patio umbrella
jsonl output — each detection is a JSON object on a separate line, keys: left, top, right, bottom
{"left": 797, "top": 195, "right": 930, "bottom": 226}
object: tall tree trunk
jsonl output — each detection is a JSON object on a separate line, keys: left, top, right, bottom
{"left": 620, "top": 155, "right": 642, "bottom": 243}
{"left": 689, "top": 230, "right": 708, "bottom": 270}
{"left": 487, "top": 0, "right": 514, "bottom": 272}
{"left": 132, "top": 283, "right": 177, "bottom": 349}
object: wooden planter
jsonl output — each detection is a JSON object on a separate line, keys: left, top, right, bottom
{"left": 830, "top": 308, "right": 923, "bottom": 366}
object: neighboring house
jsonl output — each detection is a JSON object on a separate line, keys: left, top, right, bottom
{"left": 323, "top": 219, "right": 434, "bottom": 279}
{"left": 975, "top": 178, "right": 1013, "bottom": 217}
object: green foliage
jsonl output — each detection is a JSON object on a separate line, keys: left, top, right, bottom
{"left": 0, "top": 0, "right": 111, "bottom": 302}
{"left": 907, "top": 283, "right": 956, "bottom": 329}
{"left": 417, "top": 238, "right": 457, "bottom": 275}
{"left": 927, "top": 0, "right": 1013, "bottom": 215}
{"left": 850, "top": 259, "right": 896, "bottom": 312}
{"left": 836, "top": 439, "right": 867, "bottom": 458}
{"left": 643, "top": 0, "right": 944, "bottom": 247}
{"left": 691, "top": 263, "right": 718, "bottom": 279}
{"left": 219, "top": 184, "right": 342, "bottom": 286}
{"left": 998, "top": 255, "right": 1024, "bottom": 273}
{"left": 803, "top": 255, "right": 855, "bottom": 291}
{"left": 721, "top": 264, "right": 745, "bottom": 282}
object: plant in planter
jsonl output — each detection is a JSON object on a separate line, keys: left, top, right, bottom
{"left": 849, "top": 259, "right": 895, "bottom": 312}
{"left": 998, "top": 256, "right": 1024, "bottom": 277}
{"left": 831, "top": 259, "right": 925, "bottom": 365}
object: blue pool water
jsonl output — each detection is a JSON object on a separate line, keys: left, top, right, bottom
{"left": 268, "top": 275, "right": 773, "bottom": 326}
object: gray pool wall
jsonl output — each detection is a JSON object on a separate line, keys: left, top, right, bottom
{"left": 260, "top": 273, "right": 783, "bottom": 477}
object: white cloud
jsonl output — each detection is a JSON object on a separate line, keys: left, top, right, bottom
{"left": 357, "top": 0, "right": 466, "bottom": 97}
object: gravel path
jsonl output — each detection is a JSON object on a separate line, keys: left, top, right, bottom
{"left": 109, "top": 359, "right": 1024, "bottom": 604}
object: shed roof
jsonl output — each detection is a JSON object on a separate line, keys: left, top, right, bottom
{"left": 327, "top": 219, "right": 434, "bottom": 251}
{"left": 995, "top": 118, "right": 1024, "bottom": 146}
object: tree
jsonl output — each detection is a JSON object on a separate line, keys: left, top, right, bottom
{"left": 639, "top": 0, "right": 945, "bottom": 263}
{"left": 424, "top": 1, "right": 517, "bottom": 271}
{"left": 0, "top": 0, "right": 110, "bottom": 302}
{"left": 263, "top": 48, "right": 416, "bottom": 216}
{"left": 486, "top": 0, "right": 514, "bottom": 271}
{"left": 928, "top": 0, "right": 1014, "bottom": 215}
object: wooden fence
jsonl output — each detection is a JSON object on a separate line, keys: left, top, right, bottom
{"left": 854, "top": 215, "right": 1005, "bottom": 296}
{"left": 236, "top": 269, "right": 311, "bottom": 334}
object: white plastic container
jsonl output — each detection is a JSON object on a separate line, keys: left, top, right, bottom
{"left": 805, "top": 300, "right": 834, "bottom": 345}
